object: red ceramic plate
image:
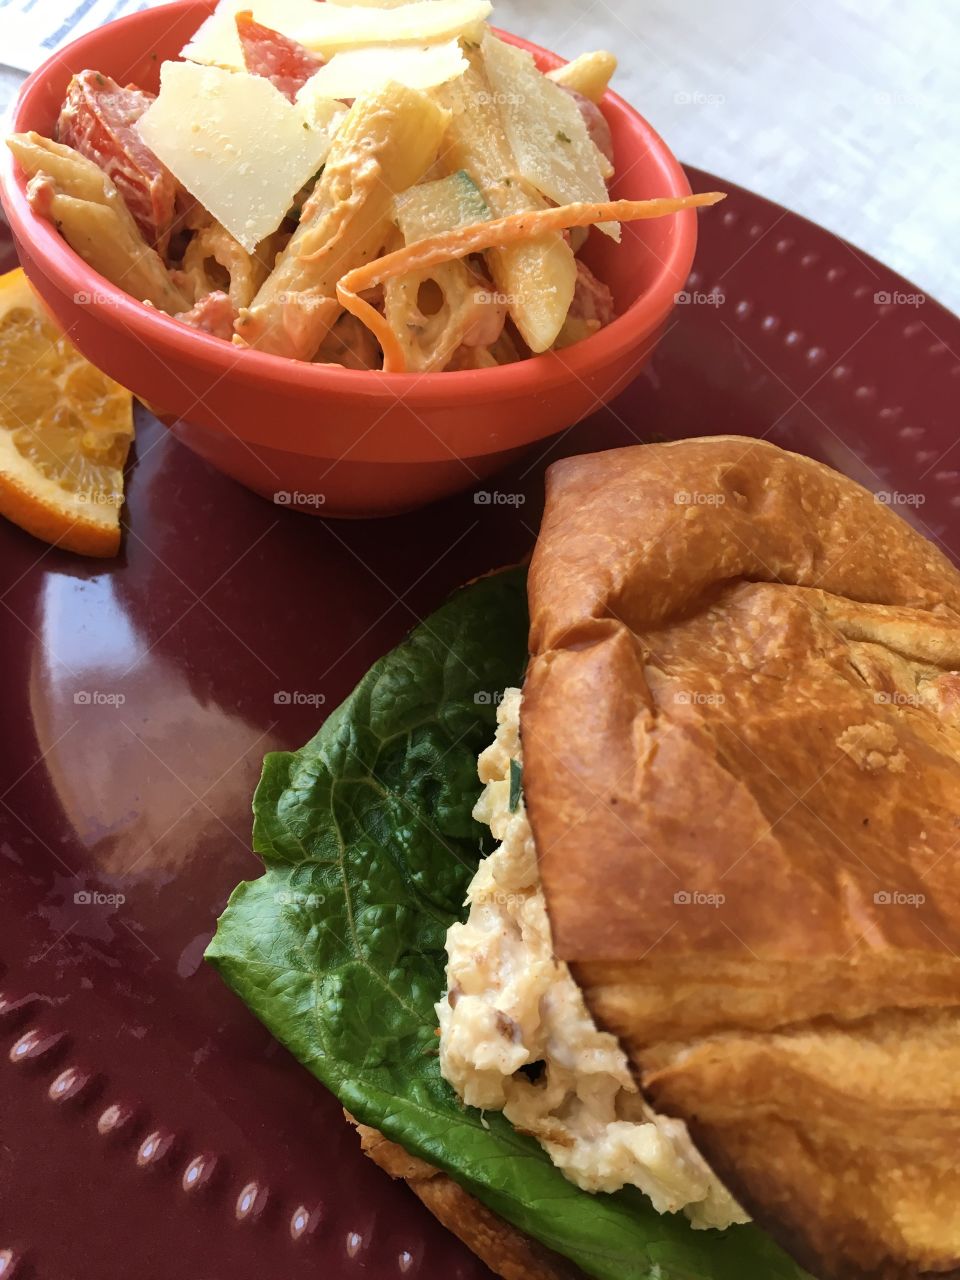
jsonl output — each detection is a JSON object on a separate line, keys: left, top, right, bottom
{"left": 0, "top": 170, "right": 957, "bottom": 1280}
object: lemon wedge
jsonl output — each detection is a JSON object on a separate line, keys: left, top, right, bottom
{"left": 0, "top": 267, "right": 134, "bottom": 557}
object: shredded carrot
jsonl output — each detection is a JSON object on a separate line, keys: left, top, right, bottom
{"left": 333, "top": 192, "right": 725, "bottom": 373}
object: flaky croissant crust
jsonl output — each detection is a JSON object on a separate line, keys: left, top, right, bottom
{"left": 522, "top": 437, "right": 960, "bottom": 1280}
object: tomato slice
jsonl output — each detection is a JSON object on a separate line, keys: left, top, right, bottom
{"left": 236, "top": 10, "right": 323, "bottom": 102}
{"left": 57, "top": 70, "right": 178, "bottom": 254}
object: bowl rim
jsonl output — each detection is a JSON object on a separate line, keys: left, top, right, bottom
{"left": 0, "top": 0, "right": 698, "bottom": 404}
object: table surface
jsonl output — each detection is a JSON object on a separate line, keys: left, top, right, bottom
{"left": 2, "top": 0, "right": 958, "bottom": 317}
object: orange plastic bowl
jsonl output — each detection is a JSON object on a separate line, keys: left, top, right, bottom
{"left": 1, "top": 2, "right": 698, "bottom": 518}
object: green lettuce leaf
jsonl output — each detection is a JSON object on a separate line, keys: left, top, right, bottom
{"left": 207, "top": 568, "right": 810, "bottom": 1280}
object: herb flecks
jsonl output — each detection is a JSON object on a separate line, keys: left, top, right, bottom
{"left": 509, "top": 758, "right": 523, "bottom": 812}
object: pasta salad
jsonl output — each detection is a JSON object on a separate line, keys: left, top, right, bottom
{"left": 7, "top": 0, "right": 722, "bottom": 373}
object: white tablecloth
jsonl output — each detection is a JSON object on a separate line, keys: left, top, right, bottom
{"left": 3, "top": 0, "right": 958, "bottom": 313}
{"left": 495, "top": 0, "right": 959, "bottom": 313}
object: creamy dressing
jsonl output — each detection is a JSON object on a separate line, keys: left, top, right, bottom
{"left": 437, "top": 687, "right": 747, "bottom": 1229}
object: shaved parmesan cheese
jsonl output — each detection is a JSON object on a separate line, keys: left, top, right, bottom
{"left": 481, "top": 32, "right": 620, "bottom": 241}
{"left": 296, "top": 39, "right": 466, "bottom": 102}
{"left": 182, "top": 0, "right": 322, "bottom": 70}
{"left": 327, "top": 0, "right": 423, "bottom": 6}
{"left": 182, "top": 0, "right": 490, "bottom": 68}
{"left": 296, "top": 0, "right": 491, "bottom": 57}
{"left": 137, "top": 62, "right": 342, "bottom": 252}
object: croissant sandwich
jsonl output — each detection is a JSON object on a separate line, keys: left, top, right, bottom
{"left": 210, "top": 437, "right": 960, "bottom": 1280}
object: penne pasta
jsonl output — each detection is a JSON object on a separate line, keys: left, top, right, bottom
{"left": 235, "top": 82, "right": 450, "bottom": 360}
{"left": 384, "top": 171, "right": 503, "bottom": 372}
{"left": 6, "top": 132, "right": 188, "bottom": 315}
{"left": 383, "top": 262, "right": 497, "bottom": 372}
{"left": 547, "top": 50, "right": 618, "bottom": 104}
{"left": 337, "top": 192, "right": 725, "bottom": 371}
{"left": 180, "top": 221, "right": 279, "bottom": 309}
{"left": 436, "top": 48, "right": 577, "bottom": 354}
{"left": 10, "top": 131, "right": 123, "bottom": 206}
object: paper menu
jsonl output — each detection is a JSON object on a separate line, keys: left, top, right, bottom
{"left": 1, "top": 0, "right": 173, "bottom": 75}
